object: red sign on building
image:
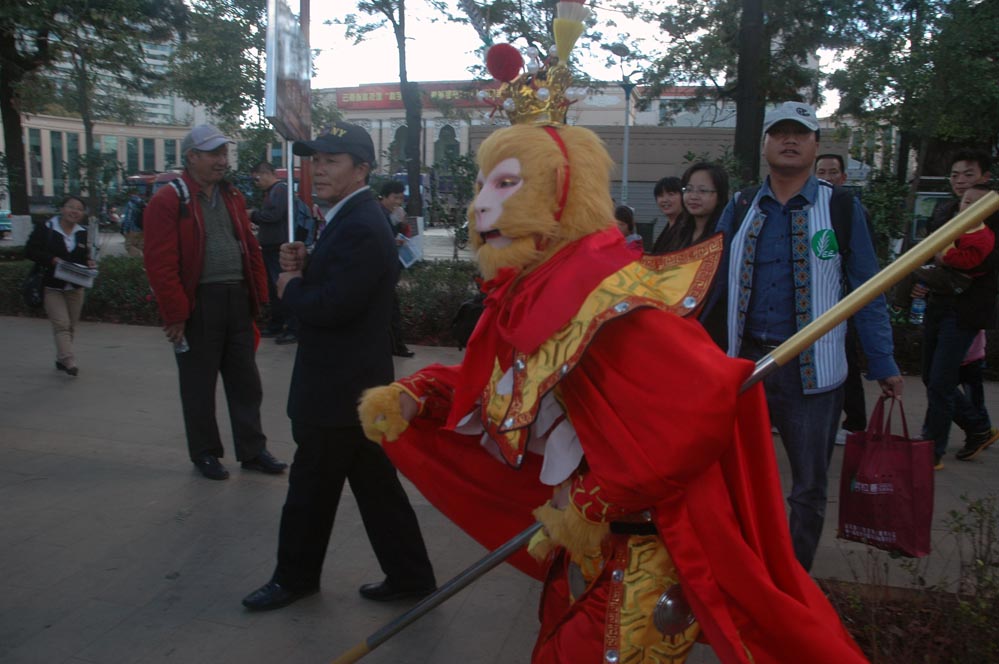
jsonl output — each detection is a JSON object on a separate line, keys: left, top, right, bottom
{"left": 333, "top": 81, "right": 498, "bottom": 111}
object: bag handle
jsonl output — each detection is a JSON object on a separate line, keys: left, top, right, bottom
{"left": 867, "top": 395, "right": 910, "bottom": 440}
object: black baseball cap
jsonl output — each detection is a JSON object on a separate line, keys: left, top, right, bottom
{"left": 293, "top": 121, "right": 376, "bottom": 166}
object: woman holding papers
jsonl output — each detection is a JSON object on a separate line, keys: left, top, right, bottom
{"left": 25, "top": 195, "right": 97, "bottom": 376}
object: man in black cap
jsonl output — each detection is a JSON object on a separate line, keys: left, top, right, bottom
{"left": 242, "top": 121, "right": 436, "bottom": 611}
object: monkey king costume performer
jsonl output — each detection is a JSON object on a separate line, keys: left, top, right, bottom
{"left": 358, "top": 4, "right": 868, "bottom": 663}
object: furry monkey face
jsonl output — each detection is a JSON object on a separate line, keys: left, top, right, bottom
{"left": 468, "top": 124, "right": 615, "bottom": 280}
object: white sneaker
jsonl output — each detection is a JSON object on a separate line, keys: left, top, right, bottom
{"left": 835, "top": 429, "right": 849, "bottom": 446}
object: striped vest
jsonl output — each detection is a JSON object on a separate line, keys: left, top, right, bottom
{"left": 726, "top": 185, "right": 847, "bottom": 393}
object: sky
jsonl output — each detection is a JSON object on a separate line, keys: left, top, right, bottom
{"left": 309, "top": 3, "right": 662, "bottom": 89}
{"left": 307, "top": 3, "right": 840, "bottom": 115}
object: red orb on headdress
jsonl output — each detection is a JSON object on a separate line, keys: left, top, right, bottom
{"left": 486, "top": 44, "right": 524, "bottom": 83}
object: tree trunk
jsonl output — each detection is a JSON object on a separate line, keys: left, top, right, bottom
{"left": 392, "top": 1, "right": 423, "bottom": 219}
{"left": 401, "top": 82, "right": 423, "bottom": 218}
{"left": 72, "top": 51, "right": 100, "bottom": 216}
{"left": 733, "top": 0, "right": 765, "bottom": 185}
{"left": 0, "top": 32, "right": 34, "bottom": 215}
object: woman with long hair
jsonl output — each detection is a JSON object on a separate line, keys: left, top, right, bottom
{"left": 655, "top": 162, "right": 729, "bottom": 253}
{"left": 25, "top": 195, "right": 97, "bottom": 376}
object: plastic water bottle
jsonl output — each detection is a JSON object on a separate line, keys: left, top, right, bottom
{"left": 909, "top": 289, "right": 927, "bottom": 326}
{"left": 174, "top": 336, "right": 190, "bottom": 354}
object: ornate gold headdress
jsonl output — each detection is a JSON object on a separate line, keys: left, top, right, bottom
{"left": 477, "top": 0, "right": 591, "bottom": 125}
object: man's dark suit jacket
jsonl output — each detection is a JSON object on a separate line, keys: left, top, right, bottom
{"left": 282, "top": 188, "right": 399, "bottom": 427}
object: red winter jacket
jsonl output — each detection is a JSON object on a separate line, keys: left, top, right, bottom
{"left": 143, "top": 171, "right": 268, "bottom": 326}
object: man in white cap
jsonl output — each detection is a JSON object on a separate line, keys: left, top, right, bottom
{"left": 703, "top": 102, "right": 904, "bottom": 571}
{"left": 144, "top": 124, "right": 287, "bottom": 480}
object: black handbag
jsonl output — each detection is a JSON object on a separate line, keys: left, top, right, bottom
{"left": 21, "top": 264, "right": 44, "bottom": 308}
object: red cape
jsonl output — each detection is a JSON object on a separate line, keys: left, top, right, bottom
{"left": 384, "top": 231, "right": 866, "bottom": 664}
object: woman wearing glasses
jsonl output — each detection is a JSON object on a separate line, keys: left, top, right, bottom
{"left": 655, "top": 162, "right": 729, "bottom": 253}
{"left": 25, "top": 195, "right": 97, "bottom": 376}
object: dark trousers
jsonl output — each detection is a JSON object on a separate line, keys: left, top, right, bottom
{"left": 176, "top": 282, "right": 266, "bottom": 462}
{"left": 921, "top": 306, "right": 987, "bottom": 458}
{"left": 262, "top": 245, "right": 296, "bottom": 333}
{"left": 273, "top": 422, "right": 436, "bottom": 592}
{"left": 390, "top": 292, "right": 406, "bottom": 352}
{"left": 841, "top": 320, "right": 867, "bottom": 432}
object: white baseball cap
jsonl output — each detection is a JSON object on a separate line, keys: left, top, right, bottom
{"left": 762, "top": 102, "right": 819, "bottom": 134}
{"left": 181, "top": 124, "right": 232, "bottom": 154}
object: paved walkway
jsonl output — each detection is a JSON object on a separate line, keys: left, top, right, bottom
{"left": 2, "top": 316, "right": 998, "bottom": 664}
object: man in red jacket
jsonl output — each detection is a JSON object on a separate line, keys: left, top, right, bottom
{"left": 144, "top": 124, "right": 287, "bottom": 480}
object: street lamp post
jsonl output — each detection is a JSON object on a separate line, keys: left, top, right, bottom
{"left": 610, "top": 44, "right": 640, "bottom": 207}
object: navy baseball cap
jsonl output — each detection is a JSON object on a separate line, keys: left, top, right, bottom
{"left": 293, "top": 121, "right": 376, "bottom": 166}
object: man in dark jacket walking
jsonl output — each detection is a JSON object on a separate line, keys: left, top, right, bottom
{"left": 242, "top": 121, "right": 436, "bottom": 611}
{"left": 250, "top": 161, "right": 298, "bottom": 345}
{"left": 143, "top": 124, "right": 287, "bottom": 481}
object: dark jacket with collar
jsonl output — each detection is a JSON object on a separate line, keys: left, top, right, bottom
{"left": 927, "top": 200, "right": 999, "bottom": 330}
{"left": 282, "top": 188, "right": 400, "bottom": 427}
{"left": 251, "top": 181, "right": 289, "bottom": 247}
{"left": 143, "top": 171, "right": 268, "bottom": 326}
{"left": 25, "top": 218, "right": 91, "bottom": 289}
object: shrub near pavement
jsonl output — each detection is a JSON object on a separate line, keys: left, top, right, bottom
{"left": 0, "top": 256, "right": 160, "bottom": 324}
{"left": 398, "top": 259, "right": 480, "bottom": 347}
{"left": 1, "top": 252, "right": 482, "bottom": 344}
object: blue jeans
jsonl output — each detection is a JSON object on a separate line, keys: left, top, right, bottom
{"left": 921, "top": 306, "right": 987, "bottom": 458}
{"left": 741, "top": 339, "right": 843, "bottom": 571}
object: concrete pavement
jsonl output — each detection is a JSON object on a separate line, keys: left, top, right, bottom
{"left": 2, "top": 315, "right": 998, "bottom": 664}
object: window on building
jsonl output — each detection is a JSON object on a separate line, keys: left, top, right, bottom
{"left": 164, "top": 139, "right": 178, "bottom": 170}
{"left": 126, "top": 137, "right": 139, "bottom": 174}
{"left": 270, "top": 143, "right": 284, "bottom": 169}
{"left": 67, "top": 133, "right": 80, "bottom": 192}
{"left": 51, "top": 131, "right": 64, "bottom": 195}
{"left": 28, "top": 128, "right": 42, "bottom": 196}
{"left": 103, "top": 135, "right": 118, "bottom": 156}
{"left": 142, "top": 138, "right": 155, "bottom": 171}
{"left": 433, "top": 125, "right": 459, "bottom": 165}
{"left": 389, "top": 126, "right": 409, "bottom": 175}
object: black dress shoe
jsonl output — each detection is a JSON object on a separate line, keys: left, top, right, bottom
{"left": 55, "top": 361, "right": 79, "bottom": 376}
{"left": 193, "top": 455, "right": 229, "bottom": 480}
{"left": 393, "top": 347, "right": 415, "bottom": 358}
{"left": 242, "top": 581, "right": 318, "bottom": 611}
{"left": 241, "top": 449, "right": 288, "bottom": 474}
{"left": 274, "top": 331, "right": 298, "bottom": 345}
{"left": 358, "top": 578, "right": 436, "bottom": 602}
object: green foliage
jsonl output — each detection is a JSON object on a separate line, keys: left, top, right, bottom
{"left": 0, "top": 257, "right": 160, "bottom": 324}
{"left": 397, "top": 259, "right": 480, "bottom": 346}
{"left": 167, "top": 0, "right": 266, "bottom": 127}
{"left": 859, "top": 170, "right": 909, "bottom": 266}
{"left": 80, "top": 256, "right": 160, "bottom": 325}
{"left": 829, "top": 0, "right": 999, "bottom": 173}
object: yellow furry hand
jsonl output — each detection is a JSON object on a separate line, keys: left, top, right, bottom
{"left": 358, "top": 385, "right": 411, "bottom": 444}
{"left": 532, "top": 500, "right": 609, "bottom": 561}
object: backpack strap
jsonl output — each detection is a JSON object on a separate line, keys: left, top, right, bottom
{"left": 168, "top": 178, "right": 191, "bottom": 218}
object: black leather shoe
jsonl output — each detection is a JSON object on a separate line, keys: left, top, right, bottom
{"left": 358, "top": 578, "right": 435, "bottom": 602}
{"left": 242, "top": 581, "right": 318, "bottom": 611}
{"left": 275, "top": 331, "right": 298, "bottom": 345}
{"left": 193, "top": 455, "right": 229, "bottom": 480}
{"left": 393, "top": 346, "right": 415, "bottom": 358}
{"left": 241, "top": 449, "right": 288, "bottom": 474}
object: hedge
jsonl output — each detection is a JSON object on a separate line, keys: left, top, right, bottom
{"left": 0, "top": 251, "right": 481, "bottom": 347}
